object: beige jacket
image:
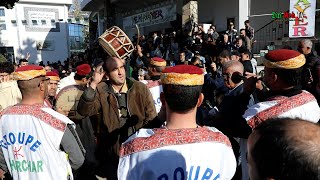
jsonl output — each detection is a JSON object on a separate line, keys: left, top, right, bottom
{"left": 0, "top": 81, "right": 22, "bottom": 111}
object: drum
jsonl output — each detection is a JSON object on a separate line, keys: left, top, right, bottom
{"left": 98, "top": 26, "right": 134, "bottom": 61}
{"left": 55, "top": 85, "right": 86, "bottom": 120}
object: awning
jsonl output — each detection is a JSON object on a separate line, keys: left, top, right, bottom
{"left": 111, "top": 0, "right": 166, "bottom": 13}
{"left": 81, "top": 0, "right": 105, "bottom": 11}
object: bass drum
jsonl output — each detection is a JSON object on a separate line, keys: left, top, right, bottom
{"left": 98, "top": 26, "right": 134, "bottom": 61}
{"left": 55, "top": 85, "right": 86, "bottom": 120}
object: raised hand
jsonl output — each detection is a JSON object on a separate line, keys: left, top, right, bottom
{"left": 136, "top": 45, "right": 143, "bottom": 57}
{"left": 26, "top": 52, "right": 31, "bottom": 60}
{"left": 243, "top": 72, "right": 258, "bottom": 94}
{"left": 90, "top": 63, "right": 105, "bottom": 89}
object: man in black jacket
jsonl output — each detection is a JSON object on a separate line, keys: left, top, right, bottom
{"left": 210, "top": 60, "right": 253, "bottom": 138}
{"left": 240, "top": 49, "right": 253, "bottom": 74}
{"left": 298, "top": 39, "right": 320, "bottom": 103}
{"left": 209, "top": 60, "right": 254, "bottom": 180}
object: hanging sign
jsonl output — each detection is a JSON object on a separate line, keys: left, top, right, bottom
{"left": 289, "top": 0, "right": 316, "bottom": 38}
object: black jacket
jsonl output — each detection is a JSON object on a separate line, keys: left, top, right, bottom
{"left": 302, "top": 52, "right": 320, "bottom": 103}
{"left": 210, "top": 84, "right": 253, "bottom": 138}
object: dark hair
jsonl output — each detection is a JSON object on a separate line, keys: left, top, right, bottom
{"left": 240, "top": 28, "right": 246, "bottom": 32}
{"left": 231, "top": 50, "right": 240, "bottom": 57}
{"left": 0, "top": 62, "right": 14, "bottom": 74}
{"left": 245, "top": 20, "right": 250, "bottom": 24}
{"left": 236, "top": 37, "right": 243, "bottom": 41}
{"left": 272, "top": 67, "right": 302, "bottom": 86}
{"left": 74, "top": 74, "right": 89, "bottom": 81}
{"left": 219, "top": 50, "right": 231, "bottom": 59}
{"left": 19, "top": 59, "right": 28, "bottom": 64}
{"left": 239, "top": 49, "right": 251, "bottom": 59}
{"left": 163, "top": 85, "right": 202, "bottom": 113}
{"left": 190, "top": 56, "right": 200, "bottom": 64}
{"left": 282, "top": 45, "right": 293, "bottom": 50}
{"left": 251, "top": 118, "right": 320, "bottom": 180}
{"left": 150, "top": 65, "right": 164, "bottom": 73}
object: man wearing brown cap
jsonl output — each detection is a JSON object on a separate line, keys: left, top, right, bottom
{"left": 0, "top": 65, "right": 84, "bottom": 179}
{"left": 44, "top": 71, "right": 60, "bottom": 108}
{"left": 77, "top": 56, "right": 157, "bottom": 179}
{"left": 243, "top": 49, "right": 320, "bottom": 127}
{"left": 146, "top": 57, "right": 167, "bottom": 113}
{"left": 241, "top": 49, "right": 320, "bottom": 180}
{"left": 118, "top": 65, "right": 236, "bottom": 180}
{"left": 147, "top": 57, "right": 167, "bottom": 81}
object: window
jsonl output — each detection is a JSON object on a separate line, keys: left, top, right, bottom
{"left": 41, "top": 20, "right": 46, "bottom": 25}
{"left": 0, "top": 24, "right": 6, "bottom": 30}
{"left": 32, "top": 20, "right": 38, "bottom": 25}
{"left": 0, "top": 9, "right": 5, "bottom": 17}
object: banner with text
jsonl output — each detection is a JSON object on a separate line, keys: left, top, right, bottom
{"left": 123, "top": 4, "right": 176, "bottom": 30}
{"left": 289, "top": 0, "right": 316, "bottom": 38}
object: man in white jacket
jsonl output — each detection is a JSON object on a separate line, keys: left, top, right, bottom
{"left": 0, "top": 65, "right": 85, "bottom": 180}
{"left": 118, "top": 65, "right": 236, "bottom": 180}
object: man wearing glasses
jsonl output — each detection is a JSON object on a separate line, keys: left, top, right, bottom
{"left": 0, "top": 62, "right": 22, "bottom": 111}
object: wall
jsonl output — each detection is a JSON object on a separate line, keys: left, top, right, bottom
{"left": 198, "top": 0, "right": 239, "bottom": 32}
{"left": 239, "top": 0, "right": 249, "bottom": 30}
{"left": 20, "top": 0, "right": 72, "bottom": 5}
{"left": 249, "top": 0, "right": 319, "bottom": 53}
{"left": 0, "top": 1, "right": 71, "bottom": 64}
{"left": 249, "top": 0, "right": 290, "bottom": 33}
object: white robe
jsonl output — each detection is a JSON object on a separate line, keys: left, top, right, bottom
{"left": 0, "top": 104, "right": 75, "bottom": 180}
{"left": 0, "top": 81, "right": 22, "bottom": 111}
{"left": 118, "top": 126, "right": 236, "bottom": 180}
{"left": 57, "top": 72, "right": 76, "bottom": 95}
{"left": 240, "top": 90, "right": 320, "bottom": 180}
{"left": 146, "top": 80, "right": 163, "bottom": 113}
{"left": 243, "top": 90, "right": 320, "bottom": 128}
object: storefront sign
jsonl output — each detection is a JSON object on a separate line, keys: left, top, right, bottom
{"left": 289, "top": 0, "right": 316, "bottom": 38}
{"left": 24, "top": 7, "right": 60, "bottom": 32}
{"left": 123, "top": 5, "right": 176, "bottom": 30}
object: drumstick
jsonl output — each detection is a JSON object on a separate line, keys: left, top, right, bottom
{"left": 135, "top": 24, "right": 140, "bottom": 46}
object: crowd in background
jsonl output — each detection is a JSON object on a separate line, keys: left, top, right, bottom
{"left": 0, "top": 18, "right": 320, "bottom": 180}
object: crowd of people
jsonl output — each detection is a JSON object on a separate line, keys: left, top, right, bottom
{"left": 0, "top": 19, "right": 319, "bottom": 180}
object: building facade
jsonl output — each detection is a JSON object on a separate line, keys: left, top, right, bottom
{"left": 0, "top": 0, "right": 72, "bottom": 64}
{"left": 81, "top": 0, "right": 183, "bottom": 42}
{"left": 81, "top": 0, "right": 319, "bottom": 54}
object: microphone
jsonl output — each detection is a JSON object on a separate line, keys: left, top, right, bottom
{"left": 231, "top": 72, "right": 245, "bottom": 84}
{"left": 205, "top": 100, "right": 213, "bottom": 109}
{"left": 231, "top": 72, "right": 264, "bottom": 84}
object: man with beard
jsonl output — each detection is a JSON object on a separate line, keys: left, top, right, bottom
{"left": 77, "top": 57, "right": 157, "bottom": 179}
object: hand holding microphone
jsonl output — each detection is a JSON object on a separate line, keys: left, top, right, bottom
{"left": 231, "top": 72, "right": 264, "bottom": 94}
